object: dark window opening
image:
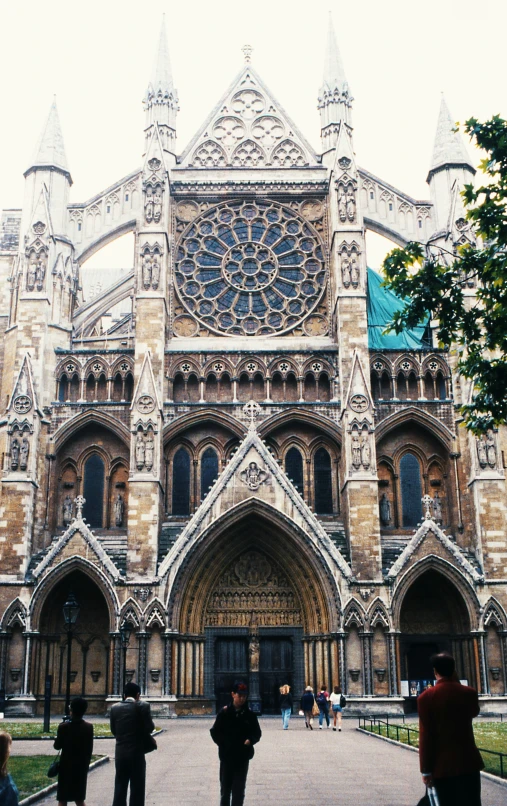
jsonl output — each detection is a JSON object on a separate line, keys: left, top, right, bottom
{"left": 314, "top": 447, "right": 333, "bottom": 514}
{"left": 172, "top": 448, "right": 190, "bottom": 515}
{"left": 200, "top": 447, "right": 219, "bottom": 500}
{"left": 285, "top": 447, "right": 304, "bottom": 497}
{"left": 83, "top": 454, "right": 105, "bottom": 528}
{"left": 400, "top": 452, "right": 422, "bottom": 527}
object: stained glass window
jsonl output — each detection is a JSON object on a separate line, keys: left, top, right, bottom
{"left": 172, "top": 448, "right": 191, "bottom": 515}
{"left": 400, "top": 453, "right": 422, "bottom": 527}
{"left": 285, "top": 447, "right": 304, "bottom": 496}
{"left": 314, "top": 447, "right": 333, "bottom": 514}
{"left": 201, "top": 447, "right": 219, "bottom": 500}
{"left": 175, "top": 200, "right": 326, "bottom": 336}
{"left": 83, "top": 454, "right": 105, "bottom": 528}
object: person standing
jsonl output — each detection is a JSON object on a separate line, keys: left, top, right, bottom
{"left": 0, "top": 732, "right": 18, "bottom": 805}
{"left": 316, "top": 686, "right": 330, "bottom": 729}
{"left": 279, "top": 684, "right": 293, "bottom": 730}
{"left": 210, "top": 681, "right": 262, "bottom": 806}
{"left": 418, "top": 652, "right": 484, "bottom": 806}
{"left": 300, "top": 686, "right": 316, "bottom": 730}
{"left": 329, "top": 686, "right": 344, "bottom": 731}
{"left": 110, "top": 682, "right": 155, "bottom": 806}
{"left": 54, "top": 697, "right": 93, "bottom": 806}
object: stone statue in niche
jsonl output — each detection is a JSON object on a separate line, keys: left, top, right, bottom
{"left": 151, "top": 257, "right": 160, "bottom": 290}
{"left": 360, "top": 431, "right": 371, "bottom": 469}
{"left": 10, "top": 438, "right": 20, "bottom": 470}
{"left": 240, "top": 461, "right": 269, "bottom": 490}
{"left": 114, "top": 494, "right": 124, "bottom": 527}
{"left": 144, "top": 432, "right": 154, "bottom": 471}
{"left": 142, "top": 255, "right": 152, "bottom": 290}
{"left": 432, "top": 492, "right": 443, "bottom": 523}
{"left": 379, "top": 493, "right": 391, "bottom": 526}
{"left": 135, "top": 433, "right": 145, "bottom": 470}
{"left": 35, "top": 256, "right": 46, "bottom": 290}
{"left": 63, "top": 495, "right": 73, "bottom": 526}
{"left": 338, "top": 185, "right": 347, "bottom": 222}
{"left": 350, "top": 257, "right": 360, "bottom": 288}
{"left": 249, "top": 633, "right": 260, "bottom": 672}
{"left": 477, "top": 436, "right": 487, "bottom": 469}
{"left": 145, "top": 187, "right": 154, "bottom": 223}
{"left": 346, "top": 187, "right": 356, "bottom": 222}
{"left": 351, "top": 431, "right": 362, "bottom": 469}
{"left": 19, "top": 437, "right": 29, "bottom": 470}
{"left": 341, "top": 257, "right": 351, "bottom": 288}
{"left": 153, "top": 189, "right": 162, "bottom": 223}
{"left": 486, "top": 430, "right": 497, "bottom": 468}
{"left": 26, "top": 258, "right": 37, "bottom": 291}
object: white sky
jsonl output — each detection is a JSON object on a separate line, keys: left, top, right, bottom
{"left": 1, "top": 0, "right": 505, "bottom": 269}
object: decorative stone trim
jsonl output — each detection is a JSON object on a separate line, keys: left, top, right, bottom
{"left": 31, "top": 519, "right": 122, "bottom": 581}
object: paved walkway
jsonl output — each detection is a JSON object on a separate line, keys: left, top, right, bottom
{"left": 13, "top": 717, "right": 507, "bottom": 806}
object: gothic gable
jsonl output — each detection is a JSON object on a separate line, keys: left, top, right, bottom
{"left": 179, "top": 65, "right": 319, "bottom": 169}
{"left": 158, "top": 411, "right": 352, "bottom": 581}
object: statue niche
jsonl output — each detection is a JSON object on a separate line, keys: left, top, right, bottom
{"left": 205, "top": 549, "right": 302, "bottom": 628}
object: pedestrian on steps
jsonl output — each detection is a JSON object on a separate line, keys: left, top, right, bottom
{"left": 279, "top": 684, "right": 293, "bottom": 730}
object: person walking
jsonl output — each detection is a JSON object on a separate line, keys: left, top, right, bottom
{"left": 300, "top": 685, "right": 316, "bottom": 730}
{"left": 110, "top": 682, "right": 155, "bottom": 806}
{"left": 418, "top": 652, "right": 484, "bottom": 806}
{"left": 0, "top": 731, "right": 18, "bottom": 806}
{"left": 279, "top": 684, "right": 293, "bottom": 730}
{"left": 329, "top": 686, "right": 344, "bottom": 731}
{"left": 210, "top": 681, "right": 262, "bottom": 806}
{"left": 316, "top": 686, "right": 330, "bottom": 729}
{"left": 54, "top": 697, "right": 93, "bottom": 806}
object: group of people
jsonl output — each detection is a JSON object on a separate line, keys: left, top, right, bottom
{"left": 0, "top": 653, "right": 487, "bottom": 806}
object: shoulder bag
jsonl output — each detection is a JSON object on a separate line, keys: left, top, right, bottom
{"left": 47, "top": 751, "right": 61, "bottom": 778}
{"left": 136, "top": 702, "right": 157, "bottom": 754}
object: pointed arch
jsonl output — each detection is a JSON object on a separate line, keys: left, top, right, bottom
{"left": 119, "top": 598, "right": 142, "bottom": 629}
{"left": 144, "top": 598, "right": 166, "bottom": 629}
{"left": 259, "top": 407, "right": 342, "bottom": 445}
{"left": 163, "top": 409, "right": 245, "bottom": 445}
{"left": 482, "top": 597, "right": 507, "bottom": 630}
{"left": 29, "top": 556, "right": 120, "bottom": 631}
{"left": 374, "top": 406, "right": 454, "bottom": 450}
{"left": 367, "top": 598, "right": 391, "bottom": 630}
{"left": 343, "top": 598, "right": 366, "bottom": 630}
{"left": 52, "top": 409, "right": 131, "bottom": 452}
{"left": 1, "top": 598, "right": 28, "bottom": 630}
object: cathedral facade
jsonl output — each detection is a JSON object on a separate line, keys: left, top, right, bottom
{"left": 1, "top": 20, "right": 507, "bottom": 716}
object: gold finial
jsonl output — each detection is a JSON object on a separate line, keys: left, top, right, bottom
{"left": 242, "top": 44, "right": 253, "bottom": 64}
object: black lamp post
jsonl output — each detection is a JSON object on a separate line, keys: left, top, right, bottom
{"left": 63, "top": 591, "right": 80, "bottom": 716}
{"left": 120, "top": 621, "right": 133, "bottom": 696}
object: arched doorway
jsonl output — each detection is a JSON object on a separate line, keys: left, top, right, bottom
{"left": 169, "top": 506, "right": 339, "bottom": 714}
{"left": 399, "top": 569, "right": 474, "bottom": 693}
{"left": 35, "top": 570, "right": 112, "bottom": 713}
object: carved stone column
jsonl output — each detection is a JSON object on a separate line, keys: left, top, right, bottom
{"left": 0, "top": 633, "right": 11, "bottom": 694}
{"left": 472, "top": 631, "right": 489, "bottom": 694}
{"left": 387, "top": 632, "right": 400, "bottom": 696}
{"left": 163, "top": 632, "right": 173, "bottom": 696}
{"left": 111, "top": 632, "right": 121, "bottom": 697}
{"left": 337, "top": 633, "right": 347, "bottom": 694}
{"left": 137, "top": 633, "right": 150, "bottom": 696}
{"left": 22, "top": 632, "right": 37, "bottom": 696}
{"left": 360, "top": 632, "right": 373, "bottom": 696}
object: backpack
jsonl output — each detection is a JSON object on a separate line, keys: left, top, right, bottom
{"left": 340, "top": 694, "right": 346, "bottom": 708}
{"left": 316, "top": 692, "right": 327, "bottom": 706}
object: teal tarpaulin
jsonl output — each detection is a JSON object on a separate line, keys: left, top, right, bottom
{"left": 367, "top": 267, "right": 430, "bottom": 351}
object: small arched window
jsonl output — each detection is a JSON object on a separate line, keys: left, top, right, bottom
{"left": 285, "top": 447, "right": 304, "bottom": 496}
{"left": 58, "top": 374, "right": 68, "bottom": 402}
{"left": 314, "top": 447, "right": 333, "bottom": 514}
{"left": 436, "top": 372, "right": 446, "bottom": 400}
{"left": 319, "top": 373, "right": 331, "bottom": 402}
{"left": 286, "top": 372, "right": 298, "bottom": 402}
{"left": 271, "top": 372, "right": 283, "bottom": 402}
{"left": 188, "top": 373, "right": 199, "bottom": 402}
{"left": 407, "top": 372, "right": 418, "bottom": 400}
{"left": 124, "top": 373, "right": 134, "bottom": 402}
{"left": 85, "top": 374, "right": 95, "bottom": 402}
{"left": 69, "top": 374, "right": 80, "bottom": 402}
{"left": 380, "top": 372, "right": 391, "bottom": 399}
{"left": 200, "top": 447, "right": 219, "bottom": 500}
{"left": 396, "top": 371, "right": 407, "bottom": 400}
{"left": 83, "top": 454, "right": 105, "bottom": 528}
{"left": 172, "top": 448, "right": 191, "bottom": 515}
{"left": 370, "top": 371, "right": 380, "bottom": 401}
{"left": 400, "top": 452, "right": 422, "bottom": 527}
{"left": 206, "top": 374, "right": 218, "bottom": 402}
{"left": 424, "top": 372, "right": 434, "bottom": 399}
{"left": 112, "top": 373, "right": 123, "bottom": 401}
{"left": 173, "top": 373, "right": 185, "bottom": 403}
{"left": 96, "top": 373, "right": 107, "bottom": 401}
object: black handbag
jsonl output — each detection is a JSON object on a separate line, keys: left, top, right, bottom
{"left": 136, "top": 702, "right": 157, "bottom": 754}
{"left": 47, "top": 752, "right": 61, "bottom": 778}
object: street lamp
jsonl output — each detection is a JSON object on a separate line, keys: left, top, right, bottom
{"left": 62, "top": 591, "right": 80, "bottom": 717}
{"left": 119, "top": 621, "right": 133, "bottom": 695}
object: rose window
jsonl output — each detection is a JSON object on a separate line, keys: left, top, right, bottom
{"left": 175, "top": 200, "right": 327, "bottom": 336}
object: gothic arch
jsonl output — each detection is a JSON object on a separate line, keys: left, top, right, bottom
{"left": 367, "top": 598, "right": 391, "bottom": 630}
{"left": 482, "top": 597, "right": 507, "bottom": 630}
{"left": 343, "top": 598, "right": 366, "bottom": 630}
{"left": 30, "top": 556, "right": 120, "bottom": 631}
{"left": 119, "top": 598, "right": 143, "bottom": 629}
{"left": 164, "top": 498, "right": 341, "bottom": 635}
{"left": 144, "top": 598, "right": 166, "bottom": 629}
{"left": 374, "top": 407, "right": 454, "bottom": 451}
{"left": 163, "top": 409, "right": 245, "bottom": 445}
{"left": 75, "top": 219, "right": 137, "bottom": 263}
{"left": 391, "top": 555, "right": 481, "bottom": 632}
{"left": 259, "top": 408, "right": 342, "bottom": 445}
{"left": 363, "top": 216, "right": 409, "bottom": 248}
{"left": 1, "top": 598, "right": 28, "bottom": 630}
{"left": 52, "top": 409, "right": 131, "bottom": 453}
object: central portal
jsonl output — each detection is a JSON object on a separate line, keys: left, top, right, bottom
{"left": 259, "top": 637, "right": 293, "bottom": 713}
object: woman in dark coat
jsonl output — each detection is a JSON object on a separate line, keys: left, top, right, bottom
{"left": 54, "top": 697, "right": 93, "bottom": 806}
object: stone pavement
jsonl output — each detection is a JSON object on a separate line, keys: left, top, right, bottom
{"left": 13, "top": 717, "right": 507, "bottom": 806}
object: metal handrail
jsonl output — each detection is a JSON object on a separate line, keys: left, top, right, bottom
{"left": 358, "top": 715, "right": 506, "bottom": 779}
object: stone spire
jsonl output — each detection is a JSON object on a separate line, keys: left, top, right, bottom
{"left": 428, "top": 96, "right": 474, "bottom": 179}
{"left": 26, "top": 98, "right": 69, "bottom": 177}
{"left": 143, "top": 15, "right": 178, "bottom": 156}
{"left": 318, "top": 12, "right": 353, "bottom": 155}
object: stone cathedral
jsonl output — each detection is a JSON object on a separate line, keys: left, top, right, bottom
{"left": 1, "top": 18, "right": 507, "bottom": 717}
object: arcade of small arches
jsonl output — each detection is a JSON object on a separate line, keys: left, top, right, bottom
{"left": 1, "top": 556, "right": 506, "bottom": 714}
{"left": 370, "top": 354, "right": 450, "bottom": 402}
{"left": 56, "top": 356, "right": 134, "bottom": 404}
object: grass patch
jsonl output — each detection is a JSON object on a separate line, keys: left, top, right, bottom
{"left": 362, "top": 721, "right": 507, "bottom": 778}
{"left": 9, "top": 755, "right": 103, "bottom": 801}
{"left": 1, "top": 721, "right": 114, "bottom": 739}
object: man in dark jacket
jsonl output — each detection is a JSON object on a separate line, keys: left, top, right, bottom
{"left": 210, "top": 681, "right": 262, "bottom": 806}
{"left": 110, "top": 682, "right": 155, "bottom": 806}
{"left": 418, "top": 652, "right": 484, "bottom": 806}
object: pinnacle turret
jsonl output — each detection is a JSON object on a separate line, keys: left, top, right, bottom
{"left": 428, "top": 96, "right": 474, "bottom": 178}
{"left": 26, "top": 99, "right": 69, "bottom": 178}
{"left": 143, "top": 15, "right": 178, "bottom": 156}
{"left": 318, "top": 13, "right": 353, "bottom": 156}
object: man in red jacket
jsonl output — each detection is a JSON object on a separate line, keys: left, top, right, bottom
{"left": 418, "top": 652, "right": 484, "bottom": 806}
